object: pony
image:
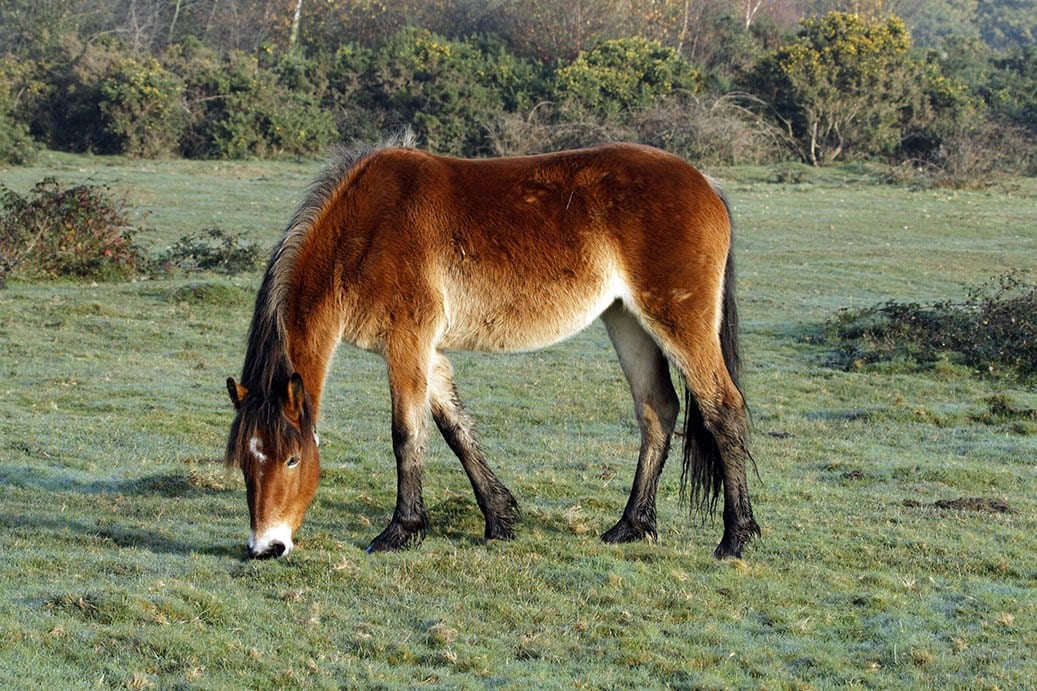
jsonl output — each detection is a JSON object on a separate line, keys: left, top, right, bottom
{"left": 225, "top": 140, "right": 760, "bottom": 559}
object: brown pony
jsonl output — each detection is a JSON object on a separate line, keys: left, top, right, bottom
{"left": 225, "top": 140, "right": 760, "bottom": 559}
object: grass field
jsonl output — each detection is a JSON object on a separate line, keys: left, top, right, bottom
{"left": 1, "top": 152, "right": 1035, "bottom": 688}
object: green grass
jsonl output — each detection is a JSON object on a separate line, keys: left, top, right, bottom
{"left": 1, "top": 156, "right": 1035, "bottom": 688}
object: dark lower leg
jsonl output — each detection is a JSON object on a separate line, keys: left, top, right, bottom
{"left": 431, "top": 380, "right": 518, "bottom": 541}
{"left": 367, "top": 412, "right": 430, "bottom": 553}
{"left": 601, "top": 429, "right": 672, "bottom": 543}
{"left": 601, "top": 305, "right": 679, "bottom": 544}
{"left": 713, "top": 485, "right": 760, "bottom": 559}
{"left": 710, "top": 407, "right": 760, "bottom": 559}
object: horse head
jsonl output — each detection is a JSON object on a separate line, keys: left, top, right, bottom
{"left": 225, "top": 373, "right": 320, "bottom": 558}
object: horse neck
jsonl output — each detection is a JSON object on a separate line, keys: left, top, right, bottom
{"left": 282, "top": 285, "right": 340, "bottom": 422}
{"left": 243, "top": 267, "right": 338, "bottom": 422}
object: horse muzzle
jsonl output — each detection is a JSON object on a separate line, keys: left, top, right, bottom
{"left": 247, "top": 524, "right": 294, "bottom": 559}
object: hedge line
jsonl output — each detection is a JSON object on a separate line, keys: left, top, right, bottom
{"left": 1, "top": 18, "right": 1035, "bottom": 177}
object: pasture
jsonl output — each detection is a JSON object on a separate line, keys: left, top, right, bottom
{"left": 1, "top": 152, "right": 1035, "bottom": 688}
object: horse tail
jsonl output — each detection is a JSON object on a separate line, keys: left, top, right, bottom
{"left": 679, "top": 183, "right": 744, "bottom": 518}
{"left": 717, "top": 187, "right": 742, "bottom": 397}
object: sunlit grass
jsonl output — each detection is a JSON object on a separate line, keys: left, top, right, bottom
{"left": 0, "top": 156, "right": 1034, "bottom": 687}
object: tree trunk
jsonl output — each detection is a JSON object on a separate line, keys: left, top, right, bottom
{"left": 169, "top": 0, "right": 182, "bottom": 44}
{"left": 809, "top": 120, "right": 820, "bottom": 166}
{"left": 289, "top": 0, "right": 303, "bottom": 53}
{"left": 677, "top": 0, "right": 691, "bottom": 55}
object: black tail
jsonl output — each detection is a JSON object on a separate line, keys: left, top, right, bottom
{"left": 680, "top": 189, "right": 743, "bottom": 518}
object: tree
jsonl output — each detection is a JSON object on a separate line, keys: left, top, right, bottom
{"left": 753, "top": 12, "right": 921, "bottom": 164}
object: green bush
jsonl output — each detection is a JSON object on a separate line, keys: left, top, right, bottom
{"left": 346, "top": 28, "right": 546, "bottom": 155}
{"left": 555, "top": 37, "right": 701, "bottom": 118}
{"left": 0, "top": 113, "right": 36, "bottom": 165}
{"left": 0, "top": 178, "right": 148, "bottom": 285}
{"left": 323, "top": 44, "right": 382, "bottom": 144}
{"left": 30, "top": 40, "right": 192, "bottom": 157}
{"left": 0, "top": 56, "right": 37, "bottom": 164}
{"left": 895, "top": 54, "right": 985, "bottom": 166}
{"left": 172, "top": 45, "right": 337, "bottom": 159}
{"left": 906, "top": 37, "right": 1032, "bottom": 179}
{"left": 821, "top": 272, "right": 1037, "bottom": 383}
{"left": 2, "top": 18, "right": 1031, "bottom": 169}
{"left": 99, "top": 56, "right": 187, "bottom": 157}
{"left": 751, "top": 13, "right": 926, "bottom": 165}
{"left": 985, "top": 45, "right": 1037, "bottom": 135}
{"left": 28, "top": 37, "right": 129, "bottom": 154}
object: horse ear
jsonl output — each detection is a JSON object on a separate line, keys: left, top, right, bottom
{"left": 283, "top": 372, "right": 307, "bottom": 427}
{"left": 227, "top": 377, "right": 248, "bottom": 409}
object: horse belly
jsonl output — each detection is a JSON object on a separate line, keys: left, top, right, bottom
{"left": 440, "top": 266, "right": 627, "bottom": 353}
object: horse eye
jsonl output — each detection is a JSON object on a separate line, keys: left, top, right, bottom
{"left": 286, "top": 455, "right": 301, "bottom": 469}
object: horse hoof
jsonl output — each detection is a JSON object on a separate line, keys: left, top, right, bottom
{"left": 485, "top": 524, "right": 515, "bottom": 541}
{"left": 712, "top": 542, "right": 743, "bottom": 560}
{"left": 713, "top": 519, "right": 760, "bottom": 559}
{"left": 482, "top": 491, "right": 519, "bottom": 541}
{"left": 601, "top": 517, "right": 656, "bottom": 544}
{"left": 366, "top": 521, "right": 425, "bottom": 552}
{"left": 484, "top": 513, "right": 518, "bottom": 541}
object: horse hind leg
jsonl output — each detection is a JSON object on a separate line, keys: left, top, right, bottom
{"left": 600, "top": 303, "right": 680, "bottom": 544}
{"left": 679, "top": 346, "right": 760, "bottom": 559}
{"left": 429, "top": 353, "right": 519, "bottom": 541}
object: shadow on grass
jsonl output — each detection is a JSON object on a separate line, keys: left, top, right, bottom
{"left": 317, "top": 496, "right": 494, "bottom": 552}
{"left": 9, "top": 466, "right": 603, "bottom": 558}
{"left": 0, "top": 509, "right": 244, "bottom": 559}
{"left": 0, "top": 465, "right": 234, "bottom": 497}
{"left": 1, "top": 468, "right": 253, "bottom": 559}
{"left": 317, "top": 491, "right": 588, "bottom": 552}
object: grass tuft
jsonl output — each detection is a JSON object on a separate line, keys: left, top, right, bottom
{"left": 171, "top": 281, "right": 254, "bottom": 307}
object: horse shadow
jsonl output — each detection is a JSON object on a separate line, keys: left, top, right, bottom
{"left": 3, "top": 465, "right": 417, "bottom": 559}
{"left": 317, "top": 488, "right": 600, "bottom": 553}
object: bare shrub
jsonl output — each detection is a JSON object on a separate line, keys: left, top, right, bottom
{"left": 933, "top": 120, "right": 1037, "bottom": 188}
{"left": 486, "top": 103, "right": 635, "bottom": 156}
{"left": 487, "top": 94, "right": 790, "bottom": 165}
{"left": 160, "top": 226, "right": 262, "bottom": 274}
{"left": 484, "top": 104, "right": 558, "bottom": 156}
{"left": 632, "top": 93, "right": 791, "bottom": 166}
{"left": 821, "top": 271, "right": 1037, "bottom": 383}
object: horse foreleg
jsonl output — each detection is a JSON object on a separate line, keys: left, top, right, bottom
{"left": 600, "top": 304, "right": 680, "bottom": 543}
{"left": 367, "top": 347, "right": 432, "bottom": 553}
{"left": 429, "top": 353, "right": 519, "bottom": 541}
